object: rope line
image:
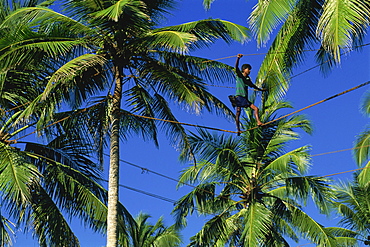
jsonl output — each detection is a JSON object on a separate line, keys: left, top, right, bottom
{"left": 123, "top": 112, "right": 239, "bottom": 134}
{"left": 200, "top": 43, "right": 370, "bottom": 89}
{"left": 320, "top": 166, "right": 370, "bottom": 178}
{"left": 121, "top": 79, "right": 370, "bottom": 133}
{"left": 0, "top": 101, "right": 31, "bottom": 115}
{"left": 9, "top": 80, "right": 370, "bottom": 143}
{"left": 244, "top": 80, "right": 370, "bottom": 132}
{"left": 201, "top": 42, "right": 370, "bottom": 63}
{"left": 312, "top": 144, "right": 370, "bottom": 157}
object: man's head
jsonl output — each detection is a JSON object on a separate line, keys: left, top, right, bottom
{"left": 241, "top": 64, "right": 252, "bottom": 75}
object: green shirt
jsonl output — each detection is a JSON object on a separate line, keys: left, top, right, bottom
{"left": 236, "top": 75, "right": 252, "bottom": 97}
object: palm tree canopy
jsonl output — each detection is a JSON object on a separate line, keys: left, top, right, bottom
{"left": 172, "top": 100, "right": 356, "bottom": 246}
{"left": 124, "top": 212, "right": 182, "bottom": 247}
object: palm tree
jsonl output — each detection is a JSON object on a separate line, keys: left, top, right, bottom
{"left": 1, "top": 0, "right": 251, "bottom": 245}
{"left": 332, "top": 88, "right": 370, "bottom": 246}
{"left": 334, "top": 176, "right": 370, "bottom": 246}
{"left": 0, "top": 2, "right": 137, "bottom": 245}
{"left": 0, "top": 107, "right": 138, "bottom": 246}
{"left": 122, "top": 212, "right": 181, "bottom": 247}
{"left": 352, "top": 91, "right": 370, "bottom": 186}
{"left": 203, "top": 0, "right": 370, "bottom": 63}
{"left": 173, "top": 100, "right": 358, "bottom": 246}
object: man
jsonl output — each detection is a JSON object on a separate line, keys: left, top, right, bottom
{"left": 231, "top": 54, "right": 265, "bottom": 135}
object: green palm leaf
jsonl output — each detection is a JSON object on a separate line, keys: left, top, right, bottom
{"left": 92, "top": 0, "right": 148, "bottom": 22}
{"left": 241, "top": 203, "right": 271, "bottom": 246}
{"left": 157, "top": 19, "right": 250, "bottom": 46}
{"left": 357, "top": 160, "right": 370, "bottom": 186}
{"left": 0, "top": 213, "right": 14, "bottom": 247}
{"left": 317, "top": 0, "right": 370, "bottom": 62}
{"left": 147, "top": 31, "right": 197, "bottom": 52}
{"left": 0, "top": 143, "right": 40, "bottom": 208}
{"left": 287, "top": 203, "right": 338, "bottom": 246}
{"left": 249, "top": 0, "right": 295, "bottom": 47}
{"left": 264, "top": 146, "right": 311, "bottom": 174}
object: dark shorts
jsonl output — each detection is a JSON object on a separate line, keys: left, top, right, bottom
{"left": 228, "top": 95, "right": 251, "bottom": 108}
{"left": 235, "top": 96, "right": 251, "bottom": 107}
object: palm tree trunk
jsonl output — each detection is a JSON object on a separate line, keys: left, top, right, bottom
{"left": 107, "top": 65, "right": 123, "bottom": 247}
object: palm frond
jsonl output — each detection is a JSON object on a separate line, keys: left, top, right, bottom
{"left": 145, "top": 30, "right": 197, "bottom": 53}
{"left": 0, "top": 212, "right": 14, "bottom": 247}
{"left": 188, "top": 212, "right": 233, "bottom": 246}
{"left": 186, "top": 128, "right": 240, "bottom": 164}
{"left": 353, "top": 128, "right": 370, "bottom": 166}
{"left": 156, "top": 19, "right": 250, "bottom": 47}
{"left": 360, "top": 90, "right": 370, "bottom": 116}
{"left": 241, "top": 203, "right": 271, "bottom": 246}
{"left": 148, "top": 50, "right": 236, "bottom": 85}
{"left": 0, "top": 143, "right": 40, "bottom": 212}
{"left": 42, "top": 54, "right": 108, "bottom": 101}
{"left": 1, "top": 6, "right": 92, "bottom": 37}
{"left": 324, "top": 227, "right": 359, "bottom": 246}
{"left": 27, "top": 184, "right": 80, "bottom": 247}
{"left": 357, "top": 160, "right": 370, "bottom": 186}
{"left": 286, "top": 202, "right": 338, "bottom": 246}
{"left": 92, "top": 0, "right": 148, "bottom": 22}
{"left": 264, "top": 146, "right": 311, "bottom": 175}
{"left": 285, "top": 176, "right": 333, "bottom": 213}
{"left": 249, "top": 0, "right": 295, "bottom": 47}
{"left": 317, "top": 0, "right": 370, "bottom": 62}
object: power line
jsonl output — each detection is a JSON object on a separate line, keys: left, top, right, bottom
{"left": 103, "top": 154, "right": 234, "bottom": 202}
{"left": 100, "top": 178, "right": 178, "bottom": 204}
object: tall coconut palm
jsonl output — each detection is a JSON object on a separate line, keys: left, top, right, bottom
{"left": 1, "top": 0, "right": 251, "bottom": 246}
{"left": 0, "top": 106, "right": 139, "bottom": 246}
{"left": 173, "top": 100, "right": 358, "bottom": 246}
{"left": 122, "top": 212, "right": 182, "bottom": 247}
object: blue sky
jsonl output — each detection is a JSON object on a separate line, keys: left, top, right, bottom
{"left": 13, "top": 0, "right": 370, "bottom": 246}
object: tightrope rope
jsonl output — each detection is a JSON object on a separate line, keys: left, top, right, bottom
{"left": 244, "top": 81, "right": 370, "bottom": 132}
{"left": 124, "top": 112, "right": 238, "bottom": 134}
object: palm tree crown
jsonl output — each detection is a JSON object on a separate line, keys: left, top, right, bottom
{"left": 173, "top": 100, "right": 357, "bottom": 246}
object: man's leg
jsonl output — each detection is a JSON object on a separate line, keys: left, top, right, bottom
{"left": 250, "top": 104, "right": 263, "bottom": 126}
{"left": 236, "top": 106, "right": 241, "bottom": 135}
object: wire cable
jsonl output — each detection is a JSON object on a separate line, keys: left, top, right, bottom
{"left": 102, "top": 154, "right": 235, "bottom": 202}
{"left": 100, "top": 178, "right": 178, "bottom": 204}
